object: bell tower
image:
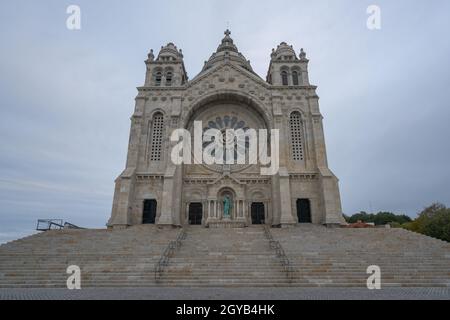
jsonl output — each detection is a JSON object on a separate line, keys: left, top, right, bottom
{"left": 144, "top": 43, "right": 188, "bottom": 87}
{"left": 266, "top": 42, "right": 310, "bottom": 86}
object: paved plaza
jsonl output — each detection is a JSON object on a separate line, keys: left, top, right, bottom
{"left": 0, "top": 287, "right": 449, "bottom": 300}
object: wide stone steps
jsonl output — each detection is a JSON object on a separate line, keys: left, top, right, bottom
{"left": 0, "top": 225, "right": 449, "bottom": 288}
{"left": 156, "top": 226, "right": 286, "bottom": 286}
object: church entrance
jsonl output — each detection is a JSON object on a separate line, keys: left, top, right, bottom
{"left": 251, "top": 202, "right": 265, "bottom": 224}
{"left": 143, "top": 199, "right": 157, "bottom": 224}
{"left": 188, "top": 203, "right": 203, "bottom": 225}
{"left": 296, "top": 199, "right": 311, "bottom": 223}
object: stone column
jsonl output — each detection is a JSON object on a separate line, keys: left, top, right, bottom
{"left": 268, "top": 201, "right": 272, "bottom": 225}
{"left": 109, "top": 98, "right": 146, "bottom": 229}
{"left": 217, "top": 200, "right": 221, "bottom": 219}
{"left": 108, "top": 169, "right": 136, "bottom": 228}
{"left": 264, "top": 201, "right": 268, "bottom": 224}
{"left": 207, "top": 199, "right": 218, "bottom": 224}
{"left": 238, "top": 200, "right": 241, "bottom": 218}
{"left": 203, "top": 200, "right": 207, "bottom": 220}
{"left": 278, "top": 167, "right": 296, "bottom": 226}
{"left": 237, "top": 200, "right": 245, "bottom": 220}
{"left": 185, "top": 203, "right": 189, "bottom": 225}
{"left": 157, "top": 166, "right": 179, "bottom": 225}
{"left": 318, "top": 168, "right": 345, "bottom": 226}
{"left": 308, "top": 97, "right": 345, "bottom": 226}
{"left": 207, "top": 200, "right": 211, "bottom": 219}
{"left": 245, "top": 200, "right": 248, "bottom": 219}
{"left": 310, "top": 112, "right": 328, "bottom": 168}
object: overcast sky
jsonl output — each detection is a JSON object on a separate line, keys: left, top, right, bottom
{"left": 0, "top": 0, "right": 449, "bottom": 243}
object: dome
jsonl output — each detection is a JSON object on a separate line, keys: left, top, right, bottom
{"left": 157, "top": 43, "right": 183, "bottom": 61}
{"left": 200, "top": 30, "right": 255, "bottom": 74}
{"left": 216, "top": 30, "right": 239, "bottom": 53}
{"left": 271, "top": 42, "right": 298, "bottom": 61}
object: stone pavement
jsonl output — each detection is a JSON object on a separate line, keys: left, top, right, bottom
{"left": 0, "top": 287, "right": 449, "bottom": 300}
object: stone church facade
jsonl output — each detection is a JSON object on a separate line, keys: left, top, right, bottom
{"left": 108, "top": 30, "right": 345, "bottom": 229}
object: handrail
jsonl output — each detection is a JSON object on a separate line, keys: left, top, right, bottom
{"left": 154, "top": 228, "right": 187, "bottom": 282}
{"left": 264, "top": 226, "right": 293, "bottom": 282}
{"left": 36, "top": 219, "right": 84, "bottom": 231}
{"left": 36, "top": 219, "right": 64, "bottom": 231}
{"left": 64, "top": 222, "right": 84, "bottom": 229}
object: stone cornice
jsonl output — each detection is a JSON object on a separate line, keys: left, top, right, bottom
{"left": 269, "top": 85, "right": 317, "bottom": 90}
{"left": 137, "top": 86, "right": 186, "bottom": 92}
{"left": 146, "top": 60, "right": 183, "bottom": 65}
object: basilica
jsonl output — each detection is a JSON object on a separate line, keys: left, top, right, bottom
{"left": 108, "top": 30, "right": 345, "bottom": 228}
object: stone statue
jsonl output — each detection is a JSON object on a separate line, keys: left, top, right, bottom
{"left": 223, "top": 195, "right": 232, "bottom": 219}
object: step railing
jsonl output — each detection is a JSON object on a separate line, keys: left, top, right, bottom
{"left": 36, "top": 219, "right": 84, "bottom": 231}
{"left": 36, "top": 219, "right": 64, "bottom": 231}
{"left": 154, "top": 228, "right": 187, "bottom": 282}
{"left": 63, "top": 222, "right": 84, "bottom": 229}
{"left": 264, "top": 226, "right": 293, "bottom": 282}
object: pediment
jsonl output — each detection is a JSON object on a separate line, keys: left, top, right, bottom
{"left": 185, "top": 62, "right": 271, "bottom": 99}
{"left": 209, "top": 173, "right": 244, "bottom": 186}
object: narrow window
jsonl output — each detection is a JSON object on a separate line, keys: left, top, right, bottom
{"left": 165, "top": 72, "right": 172, "bottom": 86}
{"left": 281, "top": 71, "right": 288, "bottom": 86}
{"left": 155, "top": 72, "right": 162, "bottom": 86}
{"left": 292, "top": 71, "right": 299, "bottom": 86}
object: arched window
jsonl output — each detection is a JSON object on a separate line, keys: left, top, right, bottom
{"left": 149, "top": 113, "right": 164, "bottom": 161}
{"left": 155, "top": 72, "right": 162, "bottom": 86}
{"left": 281, "top": 71, "right": 288, "bottom": 86}
{"left": 289, "top": 111, "right": 304, "bottom": 161}
{"left": 165, "top": 71, "right": 173, "bottom": 86}
{"left": 292, "top": 71, "right": 299, "bottom": 86}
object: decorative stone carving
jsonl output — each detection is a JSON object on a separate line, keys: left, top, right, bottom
{"left": 108, "top": 30, "right": 345, "bottom": 229}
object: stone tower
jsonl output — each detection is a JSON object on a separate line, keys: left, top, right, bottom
{"left": 266, "top": 42, "right": 310, "bottom": 86}
{"left": 144, "top": 43, "right": 188, "bottom": 87}
{"left": 108, "top": 30, "right": 345, "bottom": 229}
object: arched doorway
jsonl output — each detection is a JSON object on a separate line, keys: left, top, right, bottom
{"left": 296, "top": 199, "right": 311, "bottom": 223}
{"left": 143, "top": 199, "right": 157, "bottom": 224}
{"left": 251, "top": 202, "right": 265, "bottom": 224}
{"left": 188, "top": 202, "right": 203, "bottom": 225}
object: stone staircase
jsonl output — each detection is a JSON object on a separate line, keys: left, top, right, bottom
{"left": 0, "top": 224, "right": 449, "bottom": 288}
{"left": 0, "top": 225, "right": 179, "bottom": 288}
{"left": 272, "top": 225, "right": 450, "bottom": 287}
{"left": 158, "top": 226, "right": 289, "bottom": 287}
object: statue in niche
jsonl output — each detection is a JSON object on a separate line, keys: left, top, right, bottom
{"left": 223, "top": 195, "right": 232, "bottom": 219}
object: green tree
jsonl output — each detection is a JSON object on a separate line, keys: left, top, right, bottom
{"left": 403, "top": 203, "right": 450, "bottom": 242}
{"left": 373, "top": 212, "right": 411, "bottom": 225}
{"left": 346, "top": 211, "right": 411, "bottom": 226}
{"left": 422, "top": 211, "right": 450, "bottom": 242}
